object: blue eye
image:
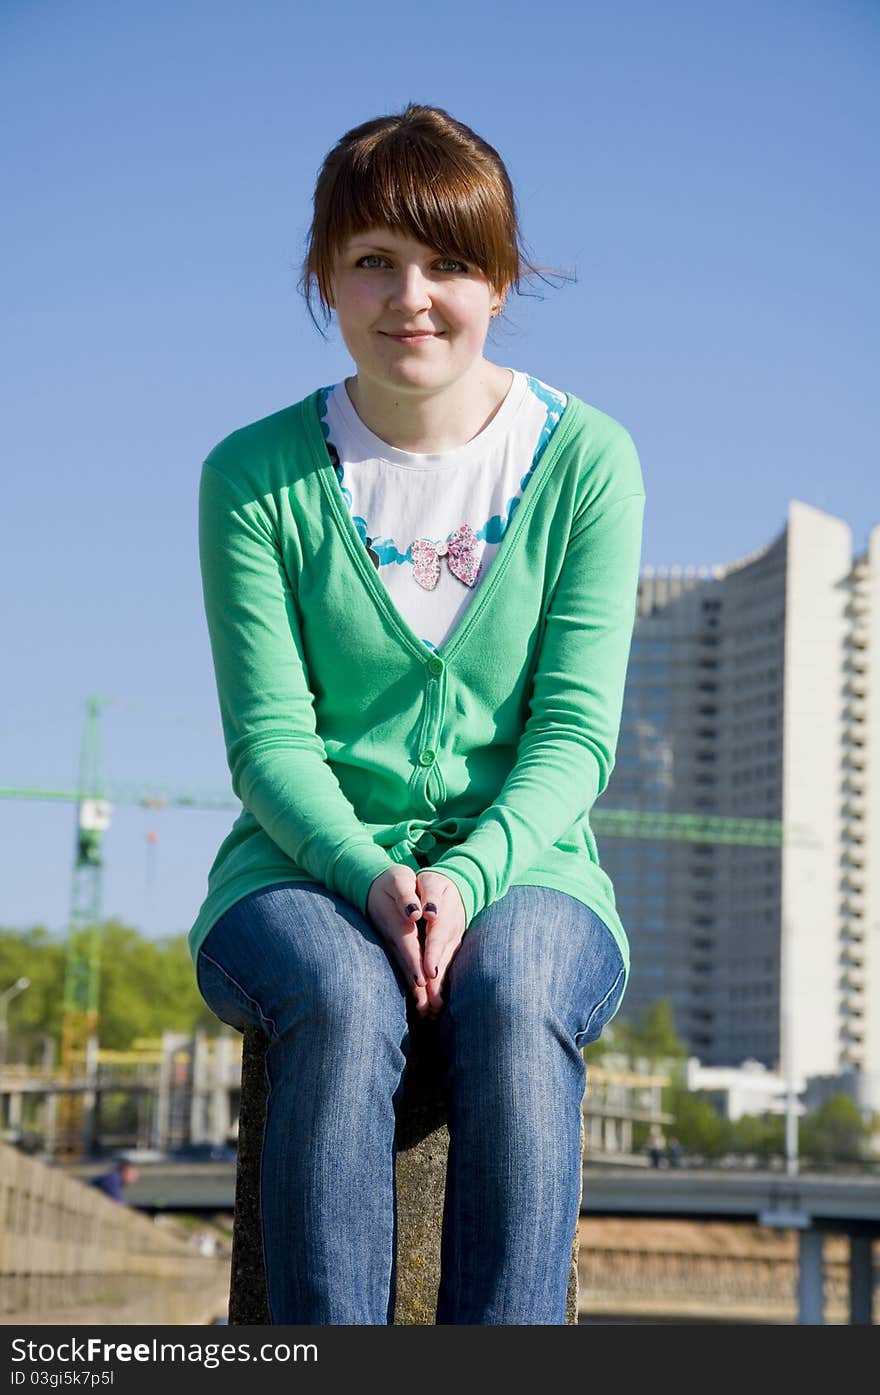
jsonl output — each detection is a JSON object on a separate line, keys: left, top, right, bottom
{"left": 355, "top": 254, "right": 470, "bottom": 273}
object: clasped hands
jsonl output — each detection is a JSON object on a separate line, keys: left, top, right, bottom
{"left": 366, "top": 864, "right": 466, "bottom": 1018}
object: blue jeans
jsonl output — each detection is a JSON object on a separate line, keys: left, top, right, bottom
{"left": 195, "top": 880, "right": 626, "bottom": 1325}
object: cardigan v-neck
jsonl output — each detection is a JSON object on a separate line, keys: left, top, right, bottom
{"left": 190, "top": 381, "right": 646, "bottom": 1015}
{"left": 311, "top": 385, "right": 582, "bottom": 664}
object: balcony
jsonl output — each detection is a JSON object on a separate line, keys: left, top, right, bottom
{"left": 839, "top": 873, "right": 865, "bottom": 893}
{"left": 840, "top": 929, "right": 864, "bottom": 949}
{"left": 842, "top": 751, "right": 867, "bottom": 772}
{"left": 843, "top": 699, "right": 867, "bottom": 722}
{"left": 845, "top": 652, "right": 868, "bottom": 674}
{"left": 839, "top": 775, "right": 866, "bottom": 796}
{"left": 843, "top": 675, "right": 868, "bottom": 697}
{"left": 839, "top": 968, "right": 865, "bottom": 992}
{"left": 840, "top": 1022, "right": 865, "bottom": 1043}
{"left": 841, "top": 890, "right": 866, "bottom": 913}
{"left": 841, "top": 848, "right": 866, "bottom": 869}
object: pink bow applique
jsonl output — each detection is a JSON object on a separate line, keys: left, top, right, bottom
{"left": 410, "top": 523, "right": 483, "bottom": 590}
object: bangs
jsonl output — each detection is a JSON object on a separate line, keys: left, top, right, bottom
{"left": 319, "top": 138, "right": 516, "bottom": 290}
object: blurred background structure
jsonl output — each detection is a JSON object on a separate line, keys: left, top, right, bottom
{"left": 604, "top": 503, "right": 880, "bottom": 1112}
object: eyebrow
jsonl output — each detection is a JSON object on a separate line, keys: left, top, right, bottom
{"left": 346, "top": 240, "right": 448, "bottom": 257}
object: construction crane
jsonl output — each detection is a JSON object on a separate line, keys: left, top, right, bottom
{"left": 1, "top": 694, "right": 234, "bottom": 1157}
{"left": 0, "top": 692, "right": 819, "bottom": 1158}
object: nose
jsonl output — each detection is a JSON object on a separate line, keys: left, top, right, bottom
{"left": 387, "top": 264, "right": 432, "bottom": 315}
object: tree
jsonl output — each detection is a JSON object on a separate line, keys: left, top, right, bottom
{"left": 726, "top": 1111, "right": 785, "bottom": 1163}
{"left": 666, "top": 1081, "right": 725, "bottom": 1159}
{"left": 606, "top": 999, "right": 688, "bottom": 1067}
{"left": 0, "top": 926, "right": 67, "bottom": 1062}
{"left": 800, "top": 1095, "right": 871, "bottom": 1168}
{"left": 0, "top": 918, "right": 223, "bottom": 1059}
{"left": 96, "top": 919, "right": 214, "bottom": 1049}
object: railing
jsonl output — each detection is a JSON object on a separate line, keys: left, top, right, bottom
{"left": 0, "top": 1142, "right": 229, "bottom": 1323}
{"left": 579, "top": 1237, "right": 864, "bottom": 1322}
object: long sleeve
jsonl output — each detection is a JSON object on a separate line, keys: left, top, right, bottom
{"left": 430, "top": 479, "right": 646, "bottom": 925}
{"left": 198, "top": 460, "right": 394, "bottom": 914}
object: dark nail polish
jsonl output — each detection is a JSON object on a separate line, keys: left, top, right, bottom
{"left": 425, "top": 902, "right": 437, "bottom": 914}
{"left": 406, "top": 903, "right": 418, "bottom": 915}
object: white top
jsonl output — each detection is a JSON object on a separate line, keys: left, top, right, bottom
{"left": 315, "top": 369, "right": 569, "bottom": 649}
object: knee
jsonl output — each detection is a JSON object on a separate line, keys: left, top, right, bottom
{"left": 276, "top": 947, "right": 406, "bottom": 1046}
{"left": 447, "top": 954, "right": 547, "bottom": 1043}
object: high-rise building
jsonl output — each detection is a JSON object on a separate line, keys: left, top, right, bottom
{"left": 601, "top": 501, "right": 880, "bottom": 1111}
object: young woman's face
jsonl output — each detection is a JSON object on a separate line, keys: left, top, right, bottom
{"left": 328, "top": 225, "right": 501, "bottom": 391}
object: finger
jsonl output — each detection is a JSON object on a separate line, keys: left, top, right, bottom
{"left": 382, "top": 881, "right": 425, "bottom": 980}
{"left": 394, "top": 921, "right": 427, "bottom": 993}
{"left": 414, "top": 919, "right": 444, "bottom": 1018}
{"left": 377, "top": 865, "right": 422, "bottom": 921}
{"left": 412, "top": 876, "right": 452, "bottom": 1013}
{"left": 423, "top": 931, "right": 463, "bottom": 1013}
{"left": 399, "top": 890, "right": 423, "bottom": 923}
{"left": 426, "top": 956, "right": 449, "bottom": 1012}
{"left": 427, "top": 930, "right": 465, "bottom": 1007}
{"left": 420, "top": 919, "right": 443, "bottom": 984}
{"left": 416, "top": 889, "right": 441, "bottom": 939}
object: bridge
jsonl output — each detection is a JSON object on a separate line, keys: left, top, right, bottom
{"left": 65, "top": 1157, "right": 879, "bottom": 1324}
{"left": 582, "top": 1163, "right": 879, "bottom": 1324}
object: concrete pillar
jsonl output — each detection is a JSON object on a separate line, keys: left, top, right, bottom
{"left": 82, "top": 1034, "right": 99, "bottom": 1156}
{"left": 589, "top": 1113, "right": 602, "bottom": 1150}
{"left": 8, "top": 1091, "right": 23, "bottom": 1129}
{"left": 189, "top": 1030, "right": 207, "bottom": 1143}
{"left": 228, "top": 1015, "right": 582, "bottom": 1325}
{"left": 152, "top": 1030, "right": 173, "bottom": 1152}
{"left": 44, "top": 1089, "right": 58, "bottom": 1159}
{"left": 849, "top": 1234, "right": 874, "bottom": 1325}
{"left": 210, "top": 1035, "right": 232, "bottom": 1143}
{"left": 797, "top": 1229, "right": 825, "bottom": 1324}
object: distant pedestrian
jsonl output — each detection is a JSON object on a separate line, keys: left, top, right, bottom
{"left": 194, "top": 1229, "right": 218, "bottom": 1257}
{"left": 90, "top": 1158, "right": 139, "bottom": 1203}
{"left": 666, "top": 1136, "right": 684, "bottom": 1168}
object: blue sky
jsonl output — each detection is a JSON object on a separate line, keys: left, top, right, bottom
{"left": 1, "top": 0, "right": 876, "bottom": 943}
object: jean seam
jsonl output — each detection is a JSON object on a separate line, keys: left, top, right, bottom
{"left": 198, "top": 948, "right": 279, "bottom": 1041}
{"left": 582, "top": 962, "right": 626, "bottom": 1039}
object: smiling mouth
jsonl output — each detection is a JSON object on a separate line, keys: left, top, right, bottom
{"left": 382, "top": 331, "right": 442, "bottom": 340}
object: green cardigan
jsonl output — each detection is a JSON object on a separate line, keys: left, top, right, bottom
{"left": 189, "top": 385, "right": 646, "bottom": 1007}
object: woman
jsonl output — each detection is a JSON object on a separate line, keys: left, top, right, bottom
{"left": 191, "top": 102, "right": 645, "bottom": 1325}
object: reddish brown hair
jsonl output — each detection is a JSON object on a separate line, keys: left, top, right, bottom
{"left": 298, "top": 102, "right": 567, "bottom": 338}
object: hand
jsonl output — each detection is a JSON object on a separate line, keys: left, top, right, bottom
{"left": 414, "top": 869, "right": 467, "bottom": 1019}
{"left": 366, "top": 865, "right": 430, "bottom": 1014}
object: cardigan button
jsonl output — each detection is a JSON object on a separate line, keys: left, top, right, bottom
{"left": 419, "top": 749, "right": 436, "bottom": 767}
{"left": 427, "top": 656, "right": 444, "bottom": 676}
